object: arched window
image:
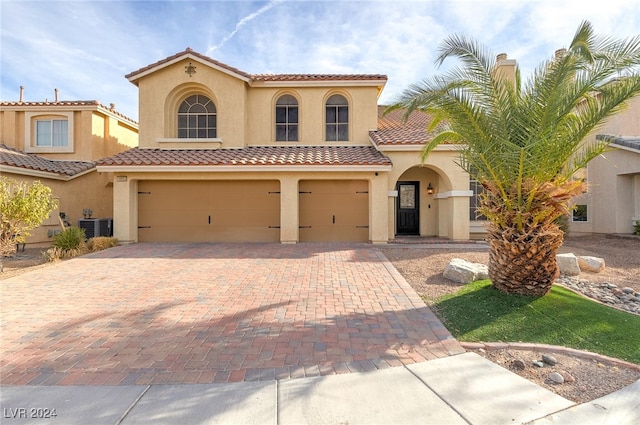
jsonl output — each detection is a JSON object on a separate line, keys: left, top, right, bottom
{"left": 178, "top": 94, "right": 216, "bottom": 138}
{"left": 275, "top": 95, "right": 299, "bottom": 141}
{"left": 325, "top": 94, "right": 348, "bottom": 141}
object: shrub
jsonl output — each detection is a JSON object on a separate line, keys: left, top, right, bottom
{"left": 87, "top": 237, "right": 118, "bottom": 252}
{"left": 634, "top": 220, "right": 640, "bottom": 236}
{"left": 52, "top": 226, "right": 86, "bottom": 251}
{"left": 43, "top": 246, "right": 87, "bottom": 262}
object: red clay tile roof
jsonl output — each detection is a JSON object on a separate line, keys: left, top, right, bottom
{"left": 96, "top": 146, "right": 391, "bottom": 167}
{"left": 0, "top": 144, "right": 95, "bottom": 177}
{"left": 252, "top": 74, "right": 387, "bottom": 82}
{"left": 125, "top": 48, "right": 387, "bottom": 84}
{"left": 0, "top": 100, "right": 138, "bottom": 126}
{"left": 370, "top": 106, "right": 434, "bottom": 146}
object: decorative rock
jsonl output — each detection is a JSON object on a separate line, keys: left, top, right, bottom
{"left": 556, "top": 253, "right": 581, "bottom": 276}
{"left": 512, "top": 359, "right": 526, "bottom": 370}
{"left": 558, "top": 370, "right": 576, "bottom": 383}
{"left": 443, "top": 258, "right": 489, "bottom": 284}
{"left": 622, "top": 287, "right": 635, "bottom": 294}
{"left": 549, "top": 372, "right": 565, "bottom": 384}
{"left": 532, "top": 360, "right": 545, "bottom": 368}
{"left": 556, "top": 276, "right": 640, "bottom": 316}
{"left": 542, "top": 354, "right": 558, "bottom": 366}
{"left": 577, "top": 256, "right": 605, "bottom": 273}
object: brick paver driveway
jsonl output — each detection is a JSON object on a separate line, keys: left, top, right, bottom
{"left": 1, "top": 243, "right": 463, "bottom": 385}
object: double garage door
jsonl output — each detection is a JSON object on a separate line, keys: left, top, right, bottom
{"left": 138, "top": 180, "right": 368, "bottom": 242}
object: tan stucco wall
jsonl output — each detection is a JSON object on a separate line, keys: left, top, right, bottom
{"left": 135, "top": 59, "right": 381, "bottom": 149}
{"left": 246, "top": 87, "right": 379, "bottom": 145}
{"left": 4, "top": 171, "right": 114, "bottom": 248}
{"left": 137, "top": 59, "right": 247, "bottom": 149}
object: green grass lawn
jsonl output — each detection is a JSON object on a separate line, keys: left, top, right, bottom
{"left": 432, "top": 280, "right": 640, "bottom": 364}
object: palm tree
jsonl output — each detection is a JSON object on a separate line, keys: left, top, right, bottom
{"left": 388, "top": 21, "right": 640, "bottom": 296}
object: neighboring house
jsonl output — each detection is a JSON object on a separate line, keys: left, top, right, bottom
{"left": 96, "top": 48, "right": 476, "bottom": 244}
{"left": 570, "top": 95, "right": 640, "bottom": 235}
{"left": 0, "top": 97, "right": 138, "bottom": 246}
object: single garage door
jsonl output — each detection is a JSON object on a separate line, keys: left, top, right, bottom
{"left": 138, "top": 180, "right": 280, "bottom": 242}
{"left": 299, "top": 180, "right": 369, "bottom": 242}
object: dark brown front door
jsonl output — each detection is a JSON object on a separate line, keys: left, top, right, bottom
{"left": 396, "top": 182, "right": 419, "bottom": 235}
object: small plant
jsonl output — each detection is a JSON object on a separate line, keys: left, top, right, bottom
{"left": 87, "top": 237, "right": 118, "bottom": 252}
{"left": 52, "top": 226, "right": 86, "bottom": 250}
{"left": 634, "top": 220, "right": 640, "bottom": 236}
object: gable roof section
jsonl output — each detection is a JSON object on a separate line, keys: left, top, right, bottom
{"left": 126, "top": 48, "right": 387, "bottom": 87}
{"left": 370, "top": 106, "right": 434, "bottom": 146}
{"left": 0, "top": 144, "right": 95, "bottom": 180}
{"left": 96, "top": 146, "right": 391, "bottom": 171}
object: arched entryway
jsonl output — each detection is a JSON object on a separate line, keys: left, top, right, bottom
{"left": 394, "top": 166, "right": 442, "bottom": 237}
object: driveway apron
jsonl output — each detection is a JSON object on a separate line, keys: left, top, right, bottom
{"left": 0, "top": 243, "right": 464, "bottom": 385}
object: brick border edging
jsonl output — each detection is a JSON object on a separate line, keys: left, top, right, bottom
{"left": 461, "top": 341, "right": 640, "bottom": 372}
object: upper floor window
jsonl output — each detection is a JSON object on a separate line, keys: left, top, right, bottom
{"left": 325, "top": 94, "right": 348, "bottom": 141}
{"left": 36, "top": 119, "right": 68, "bottom": 147}
{"left": 178, "top": 94, "right": 216, "bottom": 138}
{"left": 275, "top": 95, "right": 299, "bottom": 141}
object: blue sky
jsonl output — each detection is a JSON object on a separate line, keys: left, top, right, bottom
{"left": 1, "top": 0, "right": 639, "bottom": 121}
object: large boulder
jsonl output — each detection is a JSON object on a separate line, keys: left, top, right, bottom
{"left": 556, "top": 253, "right": 581, "bottom": 276}
{"left": 443, "top": 258, "right": 489, "bottom": 284}
{"left": 577, "top": 256, "right": 605, "bottom": 273}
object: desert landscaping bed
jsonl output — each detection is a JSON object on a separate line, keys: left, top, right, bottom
{"left": 381, "top": 234, "right": 640, "bottom": 403}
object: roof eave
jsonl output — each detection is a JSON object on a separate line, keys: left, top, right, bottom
{"left": 96, "top": 164, "right": 392, "bottom": 173}
{"left": 0, "top": 164, "right": 96, "bottom": 181}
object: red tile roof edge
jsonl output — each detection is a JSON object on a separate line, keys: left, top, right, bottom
{"left": 0, "top": 100, "right": 138, "bottom": 126}
{"left": 125, "top": 48, "right": 387, "bottom": 83}
{"left": 96, "top": 145, "right": 392, "bottom": 167}
{"left": 0, "top": 144, "right": 96, "bottom": 177}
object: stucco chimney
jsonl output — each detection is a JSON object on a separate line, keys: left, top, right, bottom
{"left": 19, "top": 86, "right": 24, "bottom": 102}
{"left": 110, "top": 103, "right": 116, "bottom": 110}
{"left": 495, "top": 53, "right": 517, "bottom": 87}
{"left": 54, "top": 88, "right": 59, "bottom": 102}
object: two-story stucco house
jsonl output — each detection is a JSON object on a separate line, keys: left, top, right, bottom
{"left": 95, "top": 48, "right": 479, "bottom": 244}
{"left": 0, "top": 93, "right": 138, "bottom": 245}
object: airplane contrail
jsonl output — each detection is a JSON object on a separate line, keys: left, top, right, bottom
{"left": 207, "top": 0, "right": 284, "bottom": 54}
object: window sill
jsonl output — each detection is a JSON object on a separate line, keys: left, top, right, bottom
{"left": 25, "top": 145, "right": 74, "bottom": 154}
{"left": 158, "top": 138, "right": 222, "bottom": 145}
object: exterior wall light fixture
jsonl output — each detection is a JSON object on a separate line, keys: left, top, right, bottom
{"left": 185, "top": 62, "right": 196, "bottom": 77}
{"left": 427, "top": 182, "right": 435, "bottom": 195}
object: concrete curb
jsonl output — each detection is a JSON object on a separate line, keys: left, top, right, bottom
{"left": 461, "top": 341, "right": 640, "bottom": 371}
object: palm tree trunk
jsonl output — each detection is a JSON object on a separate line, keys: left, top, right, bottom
{"left": 485, "top": 223, "right": 564, "bottom": 296}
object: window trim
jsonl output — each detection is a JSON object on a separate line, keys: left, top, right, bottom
{"left": 25, "top": 112, "right": 74, "bottom": 153}
{"left": 325, "top": 93, "right": 349, "bottom": 142}
{"left": 275, "top": 94, "right": 299, "bottom": 142}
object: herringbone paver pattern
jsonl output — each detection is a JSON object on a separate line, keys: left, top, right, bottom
{"left": 0, "top": 243, "right": 463, "bottom": 385}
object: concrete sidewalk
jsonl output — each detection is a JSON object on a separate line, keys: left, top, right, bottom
{"left": 2, "top": 352, "right": 638, "bottom": 425}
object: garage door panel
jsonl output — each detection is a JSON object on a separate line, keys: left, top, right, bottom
{"left": 299, "top": 180, "right": 369, "bottom": 242}
{"left": 138, "top": 180, "right": 280, "bottom": 242}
